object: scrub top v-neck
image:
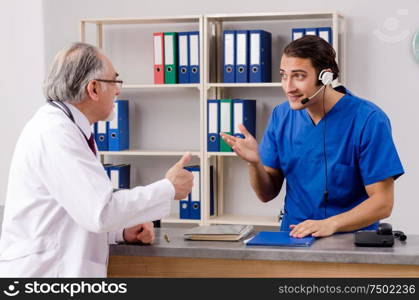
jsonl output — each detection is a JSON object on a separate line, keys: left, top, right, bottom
{"left": 259, "top": 86, "right": 404, "bottom": 231}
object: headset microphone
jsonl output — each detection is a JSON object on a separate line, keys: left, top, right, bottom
{"left": 300, "top": 70, "right": 334, "bottom": 105}
{"left": 301, "top": 85, "right": 325, "bottom": 104}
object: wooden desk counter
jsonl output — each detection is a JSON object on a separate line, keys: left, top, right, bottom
{"left": 108, "top": 228, "right": 419, "bottom": 278}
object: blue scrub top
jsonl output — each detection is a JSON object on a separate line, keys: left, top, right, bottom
{"left": 259, "top": 86, "right": 404, "bottom": 231}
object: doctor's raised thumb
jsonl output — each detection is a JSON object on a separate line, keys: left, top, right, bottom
{"left": 177, "top": 152, "right": 191, "bottom": 167}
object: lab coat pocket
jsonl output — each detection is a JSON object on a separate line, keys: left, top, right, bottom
{"left": 78, "top": 259, "right": 107, "bottom": 277}
{"left": 0, "top": 235, "right": 57, "bottom": 261}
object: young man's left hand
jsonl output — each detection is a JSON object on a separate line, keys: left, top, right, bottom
{"left": 289, "top": 219, "right": 338, "bottom": 238}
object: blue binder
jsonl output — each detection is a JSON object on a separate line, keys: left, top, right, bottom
{"left": 188, "top": 31, "right": 200, "bottom": 83}
{"left": 292, "top": 28, "right": 305, "bottom": 41}
{"left": 232, "top": 99, "right": 256, "bottom": 139}
{"left": 305, "top": 28, "right": 318, "bottom": 36}
{"left": 223, "top": 30, "right": 236, "bottom": 83}
{"left": 179, "top": 198, "right": 190, "bottom": 219}
{"left": 180, "top": 160, "right": 191, "bottom": 219}
{"left": 249, "top": 30, "right": 272, "bottom": 83}
{"left": 109, "top": 164, "right": 131, "bottom": 189}
{"left": 177, "top": 32, "right": 190, "bottom": 83}
{"left": 187, "top": 166, "right": 201, "bottom": 220}
{"left": 109, "top": 100, "right": 129, "bottom": 151}
{"left": 103, "top": 163, "right": 112, "bottom": 179}
{"left": 246, "top": 231, "right": 315, "bottom": 247}
{"left": 92, "top": 123, "right": 97, "bottom": 140}
{"left": 235, "top": 30, "right": 249, "bottom": 83}
{"left": 96, "top": 121, "right": 109, "bottom": 151}
{"left": 318, "top": 27, "right": 332, "bottom": 44}
{"left": 207, "top": 99, "right": 220, "bottom": 152}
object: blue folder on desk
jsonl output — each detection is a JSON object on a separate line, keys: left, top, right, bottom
{"left": 246, "top": 231, "right": 315, "bottom": 247}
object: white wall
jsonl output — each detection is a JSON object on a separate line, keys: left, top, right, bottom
{"left": 0, "top": 0, "right": 45, "bottom": 204}
{"left": 3, "top": 0, "right": 419, "bottom": 233}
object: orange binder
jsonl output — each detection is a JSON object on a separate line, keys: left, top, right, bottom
{"left": 153, "top": 32, "right": 165, "bottom": 84}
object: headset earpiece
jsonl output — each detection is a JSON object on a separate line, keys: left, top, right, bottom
{"left": 301, "top": 69, "right": 334, "bottom": 105}
{"left": 318, "top": 69, "right": 334, "bottom": 86}
{"left": 377, "top": 222, "right": 393, "bottom": 235}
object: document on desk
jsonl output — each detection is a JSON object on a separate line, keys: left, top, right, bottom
{"left": 184, "top": 224, "right": 254, "bottom": 241}
{"left": 245, "top": 231, "right": 315, "bottom": 247}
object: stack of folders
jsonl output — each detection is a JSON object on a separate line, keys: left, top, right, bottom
{"left": 223, "top": 30, "right": 272, "bottom": 83}
{"left": 103, "top": 164, "right": 130, "bottom": 190}
{"left": 179, "top": 165, "right": 217, "bottom": 220}
{"left": 184, "top": 224, "right": 254, "bottom": 241}
{"left": 292, "top": 27, "right": 332, "bottom": 44}
{"left": 207, "top": 99, "right": 256, "bottom": 152}
{"left": 179, "top": 165, "right": 201, "bottom": 220}
{"left": 245, "top": 231, "right": 315, "bottom": 247}
{"left": 92, "top": 100, "right": 129, "bottom": 151}
{"left": 153, "top": 31, "right": 200, "bottom": 84}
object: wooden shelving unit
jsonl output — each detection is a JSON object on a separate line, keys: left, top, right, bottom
{"left": 81, "top": 11, "right": 345, "bottom": 227}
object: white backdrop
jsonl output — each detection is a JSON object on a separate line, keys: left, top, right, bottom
{"left": 0, "top": 0, "right": 45, "bottom": 207}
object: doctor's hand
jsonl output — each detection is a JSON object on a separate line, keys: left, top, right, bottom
{"left": 165, "top": 152, "right": 194, "bottom": 200}
{"left": 123, "top": 222, "right": 155, "bottom": 244}
{"left": 289, "top": 219, "right": 338, "bottom": 238}
{"left": 220, "top": 124, "right": 260, "bottom": 164}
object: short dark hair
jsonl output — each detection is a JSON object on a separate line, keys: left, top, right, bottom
{"left": 283, "top": 35, "right": 339, "bottom": 85}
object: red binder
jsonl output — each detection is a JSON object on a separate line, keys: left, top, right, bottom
{"left": 153, "top": 32, "right": 165, "bottom": 84}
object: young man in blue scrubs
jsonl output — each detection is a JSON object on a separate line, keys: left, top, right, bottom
{"left": 221, "top": 35, "right": 404, "bottom": 238}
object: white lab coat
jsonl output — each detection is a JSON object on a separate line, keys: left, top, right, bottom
{"left": 0, "top": 103, "right": 173, "bottom": 277}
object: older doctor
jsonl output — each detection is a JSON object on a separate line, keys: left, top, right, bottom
{"left": 0, "top": 42, "right": 193, "bottom": 277}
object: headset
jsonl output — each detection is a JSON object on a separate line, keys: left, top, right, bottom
{"left": 300, "top": 69, "right": 334, "bottom": 105}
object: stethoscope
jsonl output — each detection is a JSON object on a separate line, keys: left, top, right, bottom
{"left": 47, "top": 99, "right": 92, "bottom": 149}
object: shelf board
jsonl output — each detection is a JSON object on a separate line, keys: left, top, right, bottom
{"left": 162, "top": 214, "right": 201, "bottom": 224}
{"left": 82, "top": 12, "right": 343, "bottom": 26}
{"left": 99, "top": 150, "right": 201, "bottom": 157}
{"left": 81, "top": 15, "right": 202, "bottom": 25}
{"left": 205, "top": 11, "right": 342, "bottom": 22}
{"left": 207, "top": 82, "right": 282, "bottom": 88}
{"left": 123, "top": 84, "right": 200, "bottom": 89}
{"left": 206, "top": 152, "right": 236, "bottom": 157}
{"left": 207, "top": 214, "right": 279, "bottom": 227}
{"left": 123, "top": 83, "right": 281, "bottom": 89}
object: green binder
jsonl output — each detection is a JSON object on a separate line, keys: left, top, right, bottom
{"left": 164, "top": 32, "right": 178, "bottom": 84}
{"left": 220, "top": 99, "right": 233, "bottom": 152}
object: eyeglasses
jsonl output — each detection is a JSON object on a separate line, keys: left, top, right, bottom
{"left": 95, "top": 79, "right": 123, "bottom": 89}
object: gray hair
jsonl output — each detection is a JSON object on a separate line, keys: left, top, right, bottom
{"left": 43, "top": 42, "right": 107, "bottom": 103}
